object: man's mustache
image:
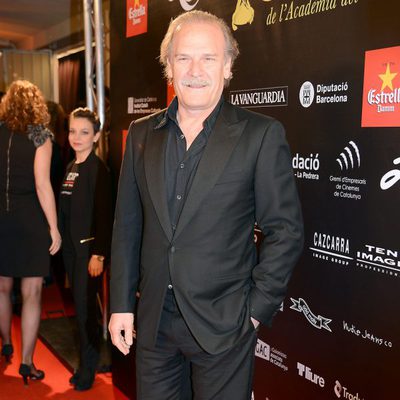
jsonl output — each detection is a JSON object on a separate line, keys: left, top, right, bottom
{"left": 181, "top": 79, "right": 211, "bottom": 87}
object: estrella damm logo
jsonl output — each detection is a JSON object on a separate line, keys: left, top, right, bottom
{"left": 361, "top": 46, "right": 400, "bottom": 127}
{"left": 126, "top": 0, "right": 148, "bottom": 38}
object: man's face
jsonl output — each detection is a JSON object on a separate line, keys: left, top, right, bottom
{"left": 167, "top": 22, "right": 232, "bottom": 116}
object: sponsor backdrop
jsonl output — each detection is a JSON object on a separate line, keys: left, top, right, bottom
{"left": 110, "top": 1, "right": 399, "bottom": 398}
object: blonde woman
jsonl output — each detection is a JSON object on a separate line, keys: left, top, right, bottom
{"left": 59, "top": 108, "right": 112, "bottom": 391}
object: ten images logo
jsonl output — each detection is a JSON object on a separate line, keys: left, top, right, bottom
{"left": 361, "top": 45, "right": 400, "bottom": 127}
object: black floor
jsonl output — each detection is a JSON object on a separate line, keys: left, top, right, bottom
{"left": 39, "top": 316, "right": 112, "bottom": 373}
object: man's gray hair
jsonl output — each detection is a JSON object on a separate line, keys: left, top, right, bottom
{"left": 159, "top": 10, "right": 239, "bottom": 86}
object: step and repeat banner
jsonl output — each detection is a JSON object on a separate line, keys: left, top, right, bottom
{"left": 110, "top": 1, "right": 399, "bottom": 398}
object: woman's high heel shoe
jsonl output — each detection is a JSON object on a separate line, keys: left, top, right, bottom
{"left": 19, "top": 363, "right": 45, "bottom": 386}
{"left": 1, "top": 344, "right": 13, "bottom": 363}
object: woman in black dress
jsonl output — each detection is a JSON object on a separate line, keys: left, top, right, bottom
{"left": 0, "top": 80, "right": 61, "bottom": 383}
{"left": 59, "top": 108, "right": 112, "bottom": 391}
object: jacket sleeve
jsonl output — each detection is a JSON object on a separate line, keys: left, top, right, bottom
{"left": 91, "top": 159, "right": 113, "bottom": 259}
{"left": 58, "top": 161, "right": 73, "bottom": 241}
{"left": 250, "top": 120, "right": 304, "bottom": 326}
{"left": 110, "top": 123, "right": 143, "bottom": 313}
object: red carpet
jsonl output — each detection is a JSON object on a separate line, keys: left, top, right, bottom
{"left": 0, "top": 274, "right": 130, "bottom": 400}
{"left": 0, "top": 316, "right": 129, "bottom": 400}
{"left": 41, "top": 276, "right": 76, "bottom": 320}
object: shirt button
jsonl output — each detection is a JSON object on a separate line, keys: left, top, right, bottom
{"left": 176, "top": 194, "right": 182, "bottom": 200}
{"left": 168, "top": 284, "right": 173, "bottom": 290}
{"left": 180, "top": 134, "right": 185, "bottom": 140}
{"left": 180, "top": 163, "right": 185, "bottom": 169}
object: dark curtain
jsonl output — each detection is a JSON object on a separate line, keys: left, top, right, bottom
{"left": 58, "top": 57, "right": 80, "bottom": 114}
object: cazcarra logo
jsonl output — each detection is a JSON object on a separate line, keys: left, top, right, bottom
{"left": 310, "top": 232, "right": 352, "bottom": 266}
{"left": 336, "top": 141, "right": 361, "bottom": 171}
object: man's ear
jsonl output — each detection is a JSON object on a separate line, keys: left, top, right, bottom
{"left": 166, "top": 59, "right": 173, "bottom": 81}
{"left": 223, "top": 57, "right": 232, "bottom": 80}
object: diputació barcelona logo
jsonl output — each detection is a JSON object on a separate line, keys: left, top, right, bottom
{"left": 361, "top": 45, "right": 400, "bottom": 127}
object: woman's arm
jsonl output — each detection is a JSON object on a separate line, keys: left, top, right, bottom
{"left": 34, "top": 138, "right": 62, "bottom": 255}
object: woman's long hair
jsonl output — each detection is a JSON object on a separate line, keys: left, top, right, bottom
{"left": 0, "top": 80, "right": 50, "bottom": 133}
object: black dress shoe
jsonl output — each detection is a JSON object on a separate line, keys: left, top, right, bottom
{"left": 74, "top": 369, "right": 95, "bottom": 391}
{"left": 69, "top": 370, "right": 80, "bottom": 385}
{"left": 1, "top": 344, "right": 13, "bottom": 363}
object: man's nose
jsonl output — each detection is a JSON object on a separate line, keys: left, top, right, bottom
{"left": 189, "top": 59, "right": 202, "bottom": 76}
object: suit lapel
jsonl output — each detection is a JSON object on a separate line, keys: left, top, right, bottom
{"left": 144, "top": 120, "right": 173, "bottom": 241}
{"left": 174, "top": 103, "right": 248, "bottom": 239}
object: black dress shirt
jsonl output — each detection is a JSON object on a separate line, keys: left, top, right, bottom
{"left": 156, "top": 96, "right": 224, "bottom": 232}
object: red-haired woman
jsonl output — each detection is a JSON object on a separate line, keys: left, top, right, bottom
{"left": 0, "top": 80, "right": 61, "bottom": 384}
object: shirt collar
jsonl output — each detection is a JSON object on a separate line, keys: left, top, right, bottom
{"left": 154, "top": 96, "right": 224, "bottom": 136}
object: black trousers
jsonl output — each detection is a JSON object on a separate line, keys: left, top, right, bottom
{"left": 136, "top": 288, "right": 257, "bottom": 400}
{"left": 63, "top": 246, "right": 100, "bottom": 372}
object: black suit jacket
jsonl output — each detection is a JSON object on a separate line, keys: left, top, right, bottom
{"left": 59, "top": 151, "right": 113, "bottom": 259}
{"left": 110, "top": 101, "right": 303, "bottom": 354}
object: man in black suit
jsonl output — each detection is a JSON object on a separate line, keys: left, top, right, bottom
{"left": 109, "top": 10, "right": 303, "bottom": 399}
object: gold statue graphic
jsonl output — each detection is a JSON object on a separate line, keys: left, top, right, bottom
{"left": 232, "top": 0, "right": 271, "bottom": 31}
{"left": 232, "top": 0, "right": 255, "bottom": 31}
